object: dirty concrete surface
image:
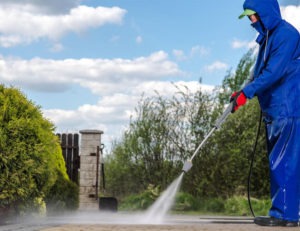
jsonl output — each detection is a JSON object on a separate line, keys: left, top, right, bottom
{"left": 0, "top": 213, "right": 298, "bottom": 231}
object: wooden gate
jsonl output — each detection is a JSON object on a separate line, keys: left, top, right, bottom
{"left": 56, "top": 133, "right": 80, "bottom": 184}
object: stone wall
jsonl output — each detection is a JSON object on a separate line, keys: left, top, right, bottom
{"left": 79, "top": 129, "right": 103, "bottom": 210}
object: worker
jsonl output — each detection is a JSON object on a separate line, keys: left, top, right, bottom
{"left": 230, "top": 0, "right": 300, "bottom": 227}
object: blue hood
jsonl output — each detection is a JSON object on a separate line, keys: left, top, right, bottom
{"left": 243, "top": 0, "right": 282, "bottom": 30}
{"left": 242, "top": 0, "right": 300, "bottom": 119}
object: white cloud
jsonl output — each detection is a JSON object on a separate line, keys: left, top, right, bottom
{"left": 42, "top": 81, "right": 214, "bottom": 149}
{"left": 0, "top": 51, "right": 183, "bottom": 94}
{"left": 1, "top": 50, "right": 188, "bottom": 148}
{"left": 204, "top": 61, "right": 228, "bottom": 72}
{"left": 0, "top": 50, "right": 214, "bottom": 149}
{"left": 0, "top": 5, "right": 126, "bottom": 47}
{"left": 134, "top": 80, "right": 213, "bottom": 97}
{"left": 0, "top": 0, "right": 80, "bottom": 14}
{"left": 231, "top": 38, "right": 256, "bottom": 49}
{"left": 281, "top": 5, "right": 300, "bottom": 32}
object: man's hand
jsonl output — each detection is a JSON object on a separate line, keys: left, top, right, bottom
{"left": 230, "top": 91, "right": 247, "bottom": 113}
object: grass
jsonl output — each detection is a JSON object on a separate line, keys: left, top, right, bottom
{"left": 119, "top": 191, "right": 271, "bottom": 217}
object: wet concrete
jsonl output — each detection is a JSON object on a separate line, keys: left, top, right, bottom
{"left": 0, "top": 213, "right": 254, "bottom": 231}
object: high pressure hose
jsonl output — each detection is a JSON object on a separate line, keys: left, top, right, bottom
{"left": 247, "top": 110, "right": 262, "bottom": 218}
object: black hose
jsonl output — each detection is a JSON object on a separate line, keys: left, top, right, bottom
{"left": 247, "top": 110, "right": 262, "bottom": 218}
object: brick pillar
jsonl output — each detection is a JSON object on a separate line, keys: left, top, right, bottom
{"left": 79, "top": 129, "right": 103, "bottom": 210}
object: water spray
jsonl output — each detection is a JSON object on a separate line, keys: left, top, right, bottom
{"left": 142, "top": 101, "right": 235, "bottom": 223}
{"left": 142, "top": 79, "right": 253, "bottom": 224}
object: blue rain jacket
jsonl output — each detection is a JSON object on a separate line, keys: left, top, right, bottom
{"left": 241, "top": 0, "right": 300, "bottom": 222}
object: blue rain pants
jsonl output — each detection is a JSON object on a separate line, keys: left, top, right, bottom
{"left": 265, "top": 117, "right": 300, "bottom": 221}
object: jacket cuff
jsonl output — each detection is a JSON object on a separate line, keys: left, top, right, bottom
{"left": 242, "top": 84, "right": 256, "bottom": 99}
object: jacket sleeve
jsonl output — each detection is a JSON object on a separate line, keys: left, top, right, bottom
{"left": 243, "top": 27, "right": 299, "bottom": 99}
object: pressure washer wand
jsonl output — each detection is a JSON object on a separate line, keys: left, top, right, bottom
{"left": 181, "top": 73, "right": 254, "bottom": 174}
{"left": 182, "top": 101, "right": 234, "bottom": 173}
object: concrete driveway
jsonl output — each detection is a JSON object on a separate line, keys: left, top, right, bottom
{"left": 0, "top": 213, "right": 297, "bottom": 231}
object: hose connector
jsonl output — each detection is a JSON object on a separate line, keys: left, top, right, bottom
{"left": 182, "top": 160, "right": 193, "bottom": 173}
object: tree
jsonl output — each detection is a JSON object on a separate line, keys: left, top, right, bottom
{"left": 182, "top": 49, "right": 269, "bottom": 198}
{"left": 0, "top": 85, "right": 77, "bottom": 215}
{"left": 106, "top": 49, "right": 270, "bottom": 204}
{"left": 216, "top": 49, "right": 255, "bottom": 107}
{"left": 105, "top": 85, "right": 215, "bottom": 198}
{"left": 187, "top": 99, "right": 269, "bottom": 198}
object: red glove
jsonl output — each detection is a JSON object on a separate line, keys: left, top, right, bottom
{"left": 230, "top": 91, "right": 247, "bottom": 113}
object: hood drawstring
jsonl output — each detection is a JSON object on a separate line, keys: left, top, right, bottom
{"left": 264, "top": 30, "right": 269, "bottom": 63}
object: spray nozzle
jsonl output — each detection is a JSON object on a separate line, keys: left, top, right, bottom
{"left": 182, "top": 160, "right": 193, "bottom": 173}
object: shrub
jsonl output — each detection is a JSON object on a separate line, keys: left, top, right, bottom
{"left": 18, "top": 197, "right": 47, "bottom": 217}
{"left": 0, "top": 85, "right": 77, "bottom": 216}
{"left": 119, "top": 184, "right": 159, "bottom": 211}
{"left": 173, "top": 192, "right": 199, "bottom": 211}
{"left": 45, "top": 171, "right": 79, "bottom": 214}
{"left": 224, "top": 196, "right": 270, "bottom": 216}
{"left": 203, "top": 198, "right": 225, "bottom": 213}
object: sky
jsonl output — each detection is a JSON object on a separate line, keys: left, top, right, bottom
{"left": 0, "top": 0, "right": 300, "bottom": 152}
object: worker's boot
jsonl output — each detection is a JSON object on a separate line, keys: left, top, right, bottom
{"left": 254, "top": 216, "right": 299, "bottom": 227}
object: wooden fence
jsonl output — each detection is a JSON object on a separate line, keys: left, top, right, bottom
{"left": 56, "top": 133, "right": 80, "bottom": 184}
